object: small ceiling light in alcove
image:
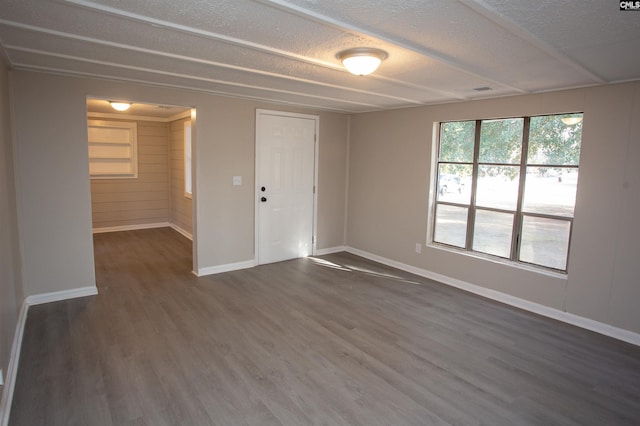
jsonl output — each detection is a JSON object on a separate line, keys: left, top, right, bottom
{"left": 561, "top": 116, "right": 583, "bottom": 125}
{"left": 337, "top": 48, "right": 388, "bottom": 76}
{"left": 109, "top": 101, "right": 132, "bottom": 112}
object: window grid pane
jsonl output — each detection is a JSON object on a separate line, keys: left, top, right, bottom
{"left": 88, "top": 120, "right": 137, "bottom": 179}
{"left": 479, "top": 118, "right": 523, "bottom": 164}
{"left": 528, "top": 114, "right": 582, "bottom": 166}
{"left": 433, "top": 204, "right": 468, "bottom": 248}
{"left": 440, "top": 121, "right": 475, "bottom": 163}
{"left": 519, "top": 216, "right": 571, "bottom": 270}
{"left": 475, "top": 166, "right": 520, "bottom": 211}
{"left": 523, "top": 167, "right": 578, "bottom": 217}
{"left": 437, "top": 164, "right": 472, "bottom": 204}
{"left": 432, "top": 113, "right": 582, "bottom": 272}
{"left": 472, "top": 209, "right": 514, "bottom": 258}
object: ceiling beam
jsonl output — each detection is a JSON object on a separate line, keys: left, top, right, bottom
{"left": 12, "top": 62, "right": 356, "bottom": 113}
{"left": 59, "top": 0, "right": 466, "bottom": 101}
{"left": 0, "top": 19, "right": 430, "bottom": 107}
{"left": 254, "top": 0, "right": 530, "bottom": 94}
{"left": 458, "top": 0, "right": 606, "bottom": 84}
{"left": 6, "top": 45, "right": 388, "bottom": 109}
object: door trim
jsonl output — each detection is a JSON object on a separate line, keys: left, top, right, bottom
{"left": 254, "top": 109, "right": 319, "bottom": 264}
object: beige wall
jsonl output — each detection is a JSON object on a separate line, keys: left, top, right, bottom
{"left": 0, "top": 57, "right": 23, "bottom": 382}
{"left": 347, "top": 82, "right": 640, "bottom": 334}
{"left": 89, "top": 118, "right": 170, "bottom": 229}
{"left": 607, "top": 83, "right": 640, "bottom": 334}
{"left": 6, "top": 68, "right": 640, "bottom": 338}
{"left": 169, "top": 117, "right": 192, "bottom": 235}
{"left": 317, "top": 114, "right": 349, "bottom": 249}
{"left": 11, "top": 70, "right": 348, "bottom": 295}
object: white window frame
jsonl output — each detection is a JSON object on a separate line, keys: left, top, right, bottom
{"left": 429, "top": 113, "right": 583, "bottom": 273}
{"left": 88, "top": 119, "right": 138, "bottom": 179}
{"left": 184, "top": 121, "right": 192, "bottom": 198}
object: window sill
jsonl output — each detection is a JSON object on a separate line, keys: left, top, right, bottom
{"left": 426, "top": 242, "right": 569, "bottom": 280}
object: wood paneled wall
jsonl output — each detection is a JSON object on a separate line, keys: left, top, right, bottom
{"left": 169, "top": 117, "right": 192, "bottom": 235}
{"left": 90, "top": 119, "right": 169, "bottom": 229}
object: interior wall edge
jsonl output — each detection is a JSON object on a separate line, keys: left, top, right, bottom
{"left": 169, "top": 223, "right": 192, "bottom": 240}
{"left": 1, "top": 47, "right": 25, "bottom": 423}
{"left": 0, "top": 283, "right": 101, "bottom": 425}
{"left": 7, "top": 70, "right": 26, "bottom": 302}
{"left": 343, "top": 114, "right": 351, "bottom": 246}
{"left": 0, "top": 300, "right": 27, "bottom": 426}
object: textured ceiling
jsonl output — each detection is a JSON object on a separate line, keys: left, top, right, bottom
{"left": 1, "top": 0, "right": 638, "bottom": 113}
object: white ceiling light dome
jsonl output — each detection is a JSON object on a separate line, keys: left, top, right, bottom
{"left": 109, "top": 101, "right": 132, "bottom": 112}
{"left": 561, "top": 116, "right": 583, "bottom": 125}
{"left": 337, "top": 48, "right": 388, "bottom": 76}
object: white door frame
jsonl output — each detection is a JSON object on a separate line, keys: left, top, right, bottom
{"left": 254, "top": 109, "right": 319, "bottom": 264}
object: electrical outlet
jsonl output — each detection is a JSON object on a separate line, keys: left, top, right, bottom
{"left": 415, "top": 243, "right": 422, "bottom": 254}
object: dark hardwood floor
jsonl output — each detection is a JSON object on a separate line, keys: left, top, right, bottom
{"left": 9, "top": 227, "right": 640, "bottom": 425}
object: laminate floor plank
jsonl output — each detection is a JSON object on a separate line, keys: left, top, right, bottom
{"left": 9, "top": 227, "right": 640, "bottom": 425}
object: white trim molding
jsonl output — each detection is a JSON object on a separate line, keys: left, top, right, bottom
{"left": 94, "top": 223, "right": 192, "bottom": 240}
{"left": 169, "top": 223, "right": 192, "bottom": 241}
{"left": 0, "top": 286, "right": 97, "bottom": 425}
{"left": 0, "top": 302, "right": 27, "bottom": 426}
{"left": 345, "top": 246, "right": 640, "bottom": 347}
{"left": 25, "top": 286, "right": 98, "bottom": 306}
{"left": 92, "top": 222, "right": 171, "bottom": 234}
{"left": 315, "top": 246, "right": 346, "bottom": 256}
{"left": 196, "top": 260, "right": 256, "bottom": 277}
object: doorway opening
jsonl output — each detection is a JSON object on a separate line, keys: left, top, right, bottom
{"left": 86, "top": 97, "right": 196, "bottom": 272}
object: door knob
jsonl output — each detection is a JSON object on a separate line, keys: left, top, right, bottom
{"left": 261, "top": 197, "right": 267, "bottom": 202}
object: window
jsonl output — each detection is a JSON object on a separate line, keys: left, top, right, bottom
{"left": 431, "top": 113, "right": 583, "bottom": 272}
{"left": 184, "top": 121, "right": 192, "bottom": 198}
{"left": 88, "top": 120, "right": 137, "bottom": 178}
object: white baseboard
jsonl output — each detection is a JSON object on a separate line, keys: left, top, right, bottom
{"left": 197, "top": 247, "right": 347, "bottom": 275}
{"left": 345, "top": 246, "right": 640, "bottom": 347}
{"left": 0, "top": 301, "right": 27, "bottom": 426}
{"left": 169, "top": 223, "right": 192, "bottom": 240}
{"left": 92, "top": 222, "right": 170, "bottom": 234}
{"left": 93, "top": 222, "right": 193, "bottom": 241}
{"left": 0, "top": 284, "right": 97, "bottom": 425}
{"left": 197, "top": 260, "right": 256, "bottom": 276}
{"left": 315, "top": 246, "right": 346, "bottom": 256}
{"left": 25, "top": 286, "right": 98, "bottom": 306}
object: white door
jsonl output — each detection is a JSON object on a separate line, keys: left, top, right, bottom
{"left": 256, "top": 111, "right": 317, "bottom": 265}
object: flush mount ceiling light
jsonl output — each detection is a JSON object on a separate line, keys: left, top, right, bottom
{"left": 561, "top": 116, "right": 583, "bottom": 125}
{"left": 109, "top": 101, "right": 132, "bottom": 112}
{"left": 337, "top": 48, "right": 388, "bottom": 76}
